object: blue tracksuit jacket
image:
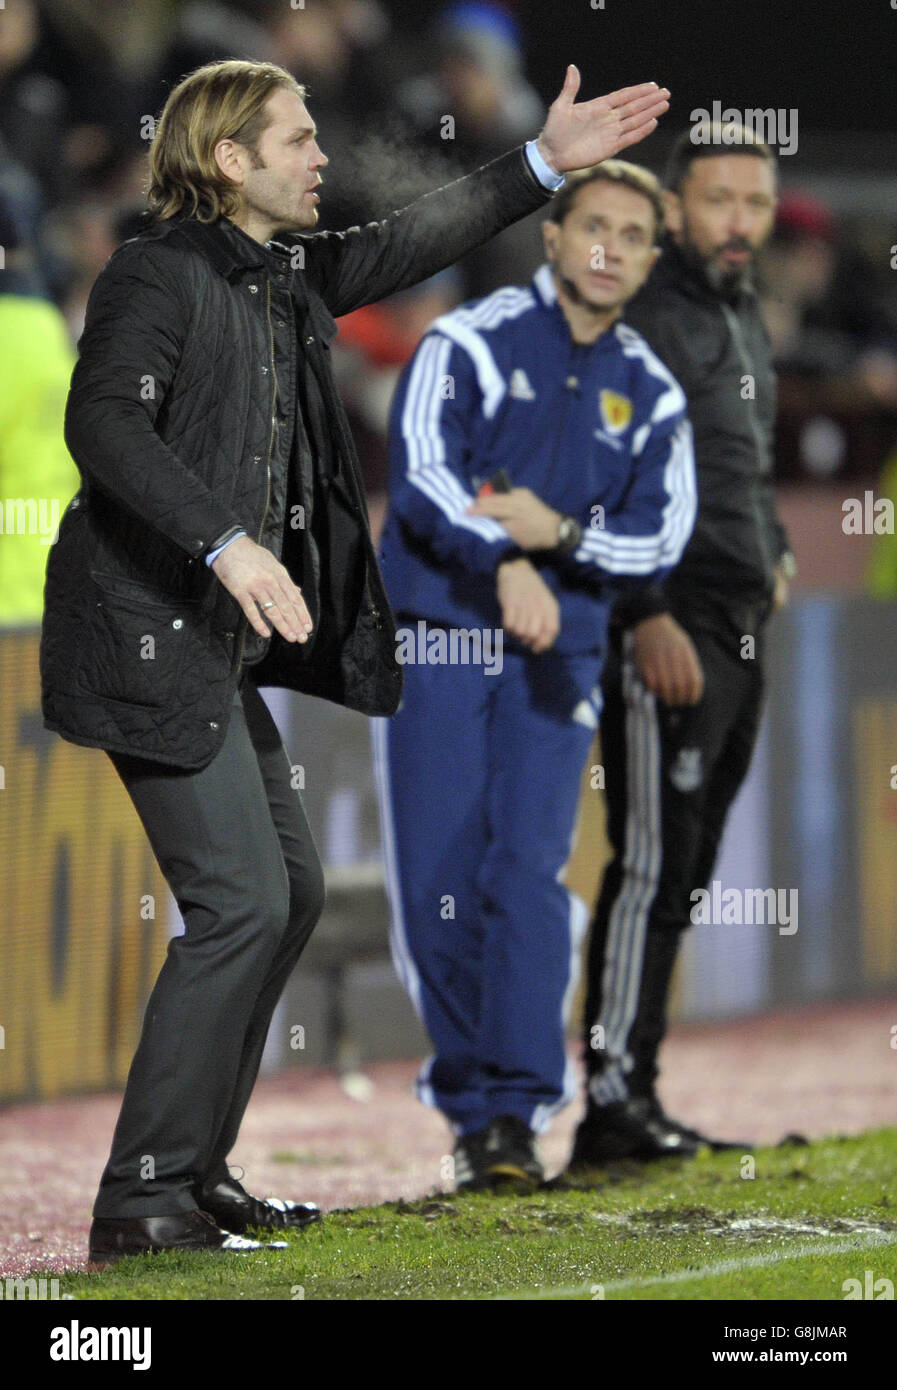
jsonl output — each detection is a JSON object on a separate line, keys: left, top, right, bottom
{"left": 378, "top": 262, "right": 697, "bottom": 653}
{"left": 373, "top": 262, "right": 697, "bottom": 1139}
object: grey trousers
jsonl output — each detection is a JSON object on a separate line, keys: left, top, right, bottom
{"left": 93, "top": 671, "right": 325, "bottom": 1218}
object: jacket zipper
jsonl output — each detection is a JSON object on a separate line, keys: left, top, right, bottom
{"left": 234, "top": 277, "right": 276, "bottom": 671}
{"left": 719, "top": 301, "right": 775, "bottom": 587}
{"left": 542, "top": 339, "right": 584, "bottom": 499}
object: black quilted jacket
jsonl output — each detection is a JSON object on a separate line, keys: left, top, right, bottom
{"left": 40, "top": 143, "right": 556, "bottom": 769}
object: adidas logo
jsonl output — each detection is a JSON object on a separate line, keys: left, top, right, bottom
{"left": 508, "top": 368, "right": 536, "bottom": 400}
{"left": 572, "top": 699, "right": 598, "bottom": 729}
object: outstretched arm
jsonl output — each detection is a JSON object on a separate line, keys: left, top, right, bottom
{"left": 302, "top": 70, "right": 669, "bottom": 318}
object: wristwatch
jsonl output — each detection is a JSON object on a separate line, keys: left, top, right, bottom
{"left": 555, "top": 515, "right": 583, "bottom": 557}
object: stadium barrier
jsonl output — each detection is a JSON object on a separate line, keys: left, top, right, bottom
{"left": 2, "top": 597, "right": 895, "bottom": 1102}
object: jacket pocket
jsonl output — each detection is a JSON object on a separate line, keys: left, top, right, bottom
{"left": 308, "top": 298, "right": 339, "bottom": 348}
{"left": 76, "top": 573, "right": 199, "bottom": 708}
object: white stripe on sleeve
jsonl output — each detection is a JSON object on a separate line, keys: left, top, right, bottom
{"left": 402, "top": 333, "right": 510, "bottom": 543}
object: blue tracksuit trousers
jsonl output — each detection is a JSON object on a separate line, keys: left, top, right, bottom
{"left": 371, "top": 640, "right": 602, "bottom": 1135}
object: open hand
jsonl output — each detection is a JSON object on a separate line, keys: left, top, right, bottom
{"left": 211, "top": 535, "right": 313, "bottom": 643}
{"left": 537, "top": 66, "right": 670, "bottom": 175}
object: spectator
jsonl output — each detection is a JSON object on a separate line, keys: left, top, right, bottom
{"left": 390, "top": 1, "right": 547, "bottom": 296}
{"left": 760, "top": 190, "right": 897, "bottom": 409}
{"left": 0, "top": 194, "right": 80, "bottom": 624}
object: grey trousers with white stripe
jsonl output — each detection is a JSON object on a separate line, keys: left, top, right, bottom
{"left": 583, "top": 620, "right": 765, "bottom": 1105}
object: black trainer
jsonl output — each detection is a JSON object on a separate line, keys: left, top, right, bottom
{"left": 567, "top": 1096, "right": 701, "bottom": 1168}
{"left": 647, "top": 1096, "right": 752, "bottom": 1153}
{"left": 454, "top": 1114, "right": 544, "bottom": 1191}
{"left": 452, "top": 1128, "right": 489, "bottom": 1191}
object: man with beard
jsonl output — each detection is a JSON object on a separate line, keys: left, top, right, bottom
{"left": 569, "top": 123, "right": 797, "bottom": 1168}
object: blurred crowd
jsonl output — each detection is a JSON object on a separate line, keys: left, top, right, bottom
{"left": 5, "top": 0, "right": 897, "bottom": 617}
{"left": 0, "top": 0, "right": 548, "bottom": 338}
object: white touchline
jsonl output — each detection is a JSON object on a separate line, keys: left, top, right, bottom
{"left": 490, "top": 1230, "right": 897, "bottom": 1300}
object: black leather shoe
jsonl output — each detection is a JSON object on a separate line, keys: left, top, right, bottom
{"left": 197, "top": 1174, "right": 322, "bottom": 1233}
{"left": 88, "top": 1209, "right": 288, "bottom": 1265}
{"left": 568, "top": 1096, "right": 701, "bottom": 1168}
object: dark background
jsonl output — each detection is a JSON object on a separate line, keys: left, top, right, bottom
{"left": 392, "top": 0, "right": 894, "bottom": 150}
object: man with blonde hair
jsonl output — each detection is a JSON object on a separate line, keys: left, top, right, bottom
{"left": 40, "top": 57, "right": 670, "bottom": 1261}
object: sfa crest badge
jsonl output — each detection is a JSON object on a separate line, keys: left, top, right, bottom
{"left": 599, "top": 389, "right": 633, "bottom": 436}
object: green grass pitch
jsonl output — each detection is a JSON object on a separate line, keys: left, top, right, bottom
{"left": 35, "top": 1129, "right": 897, "bottom": 1301}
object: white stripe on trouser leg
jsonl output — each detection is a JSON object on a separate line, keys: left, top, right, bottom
{"left": 369, "top": 716, "right": 438, "bottom": 1106}
{"left": 606, "top": 670, "right": 662, "bottom": 1063}
{"left": 530, "top": 776, "right": 592, "bottom": 1134}
{"left": 589, "top": 648, "right": 663, "bottom": 1106}
{"left": 531, "top": 888, "right": 589, "bottom": 1134}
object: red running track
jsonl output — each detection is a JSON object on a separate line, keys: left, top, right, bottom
{"left": 0, "top": 998, "right": 894, "bottom": 1278}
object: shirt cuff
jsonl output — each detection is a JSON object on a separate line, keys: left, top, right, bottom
{"left": 525, "top": 139, "right": 566, "bottom": 191}
{"left": 205, "top": 528, "right": 247, "bottom": 567}
{"left": 612, "top": 584, "right": 670, "bottom": 628}
{"left": 494, "top": 543, "right": 526, "bottom": 574}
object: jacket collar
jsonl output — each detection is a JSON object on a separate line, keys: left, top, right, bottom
{"left": 532, "top": 262, "right": 557, "bottom": 307}
{"left": 145, "top": 212, "right": 333, "bottom": 337}
{"left": 530, "top": 261, "right": 622, "bottom": 350}
{"left": 158, "top": 214, "right": 291, "bottom": 279}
